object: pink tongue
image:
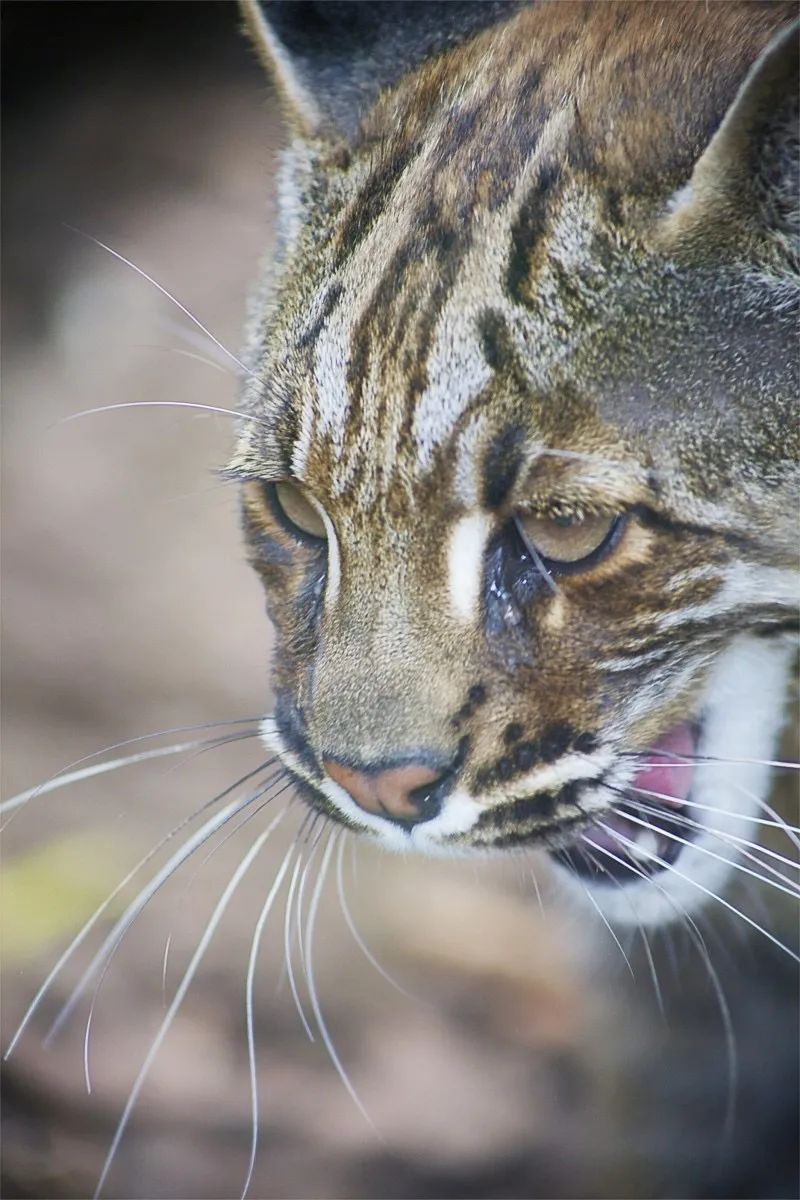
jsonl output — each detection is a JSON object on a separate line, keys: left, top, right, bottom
{"left": 631, "top": 722, "right": 696, "bottom": 807}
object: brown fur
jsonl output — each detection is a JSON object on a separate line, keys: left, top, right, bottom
{"left": 234, "top": 2, "right": 798, "bottom": 857}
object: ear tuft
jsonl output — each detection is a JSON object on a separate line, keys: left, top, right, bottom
{"left": 663, "top": 19, "right": 799, "bottom": 256}
{"left": 241, "top": 0, "right": 519, "bottom": 140}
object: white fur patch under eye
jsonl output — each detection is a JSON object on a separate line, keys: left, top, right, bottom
{"left": 296, "top": 493, "right": 341, "bottom": 608}
{"left": 447, "top": 513, "right": 492, "bottom": 622}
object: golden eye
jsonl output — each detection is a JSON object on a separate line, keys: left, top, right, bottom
{"left": 517, "top": 512, "right": 622, "bottom": 567}
{"left": 271, "top": 481, "right": 327, "bottom": 542}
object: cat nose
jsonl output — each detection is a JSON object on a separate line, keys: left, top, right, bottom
{"left": 322, "top": 757, "right": 449, "bottom": 826}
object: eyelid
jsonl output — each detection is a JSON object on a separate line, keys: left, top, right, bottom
{"left": 269, "top": 482, "right": 328, "bottom": 544}
{"left": 514, "top": 502, "right": 622, "bottom": 521}
{"left": 224, "top": 441, "right": 300, "bottom": 481}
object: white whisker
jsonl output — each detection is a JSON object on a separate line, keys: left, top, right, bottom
{"left": 242, "top": 843, "right": 295, "bottom": 1200}
{"left": 4, "top": 756, "right": 271, "bottom": 1060}
{"left": 527, "top": 858, "right": 545, "bottom": 917}
{"left": 637, "top": 917, "right": 665, "bottom": 1017}
{"left": 161, "top": 313, "right": 246, "bottom": 368}
{"left": 306, "top": 829, "right": 380, "bottom": 1135}
{"left": 161, "top": 936, "right": 172, "bottom": 1008}
{"left": 80, "top": 774, "right": 289, "bottom": 1091}
{"left": 584, "top": 839, "right": 737, "bottom": 1140}
{"left": 626, "top": 784, "right": 800, "bottom": 840}
{"left": 749, "top": 790, "right": 800, "bottom": 853}
{"left": 613, "top": 808, "right": 800, "bottom": 902}
{"left": 575, "top": 849, "right": 636, "bottom": 979}
{"left": 667, "top": 908, "right": 738, "bottom": 1148}
{"left": 295, "top": 829, "right": 325, "bottom": 987}
{"left": 93, "top": 808, "right": 287, "bottom": 1199}
{"left": 525, "top": 538, "right": 559, "bottom": 594}
{"left": 632, "top": 749, "right": 799, "bottom": 771}
{"left": 594, "top": 820, "right": 800, "bottom": 965}
{"left": 0, "top": 724, "right": 260, "bottom": 820}
{"left": 43, "top": 795, "right": 243, "bottom": 1049}
{"left": 60, "top": 401, "right": 268, "bottom": 429}
{"left": 0, "top": 727, "right": 262, "bottom": 819}
{"left": 624, "top": 798, "right": 800, "bottom": 875}
{"left": 65, "top": 226, "right": 255, "bottom": 378}
{"left": 157, "top": 771, "right": 287, "bottom": 1015}
{"left": 580, "top": 841, "right": 664, "bottom": 1011}
{"left": 282, "top": 848, "right": 315, "bottom": 1043}
{"left": 41, "top": 764, "right": 282, "bottom": 1048}
{"left": 193, "top": 777, "right": 291, "bottom": 875}
{"left": 335, "top": 835, "right": 416, "bottom": 1000}
{"left": 147, "top": 344, "right": 232, "bottom": 375}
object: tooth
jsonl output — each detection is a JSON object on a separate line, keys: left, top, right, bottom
{"left": 631, "top": 830, "right": 661, "bottom": 860}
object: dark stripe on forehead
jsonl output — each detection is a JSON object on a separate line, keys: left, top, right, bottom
{"left": 395, "top": 214, "right": 478, "bottom": 470}
{"left": 297, "top": 282, "right": 343, "bottom": 351}
{"left": 482, "top": 421, "right": 526, "bottom": 509}
{"left": 428, "top": 102, "right": 480, "bottom": 173}
{"left": 331, "top": 138, "right": 422, "bottom": 272}
{"left": 342, "top": 237, "right": 422, "bottom": 442}
{"left": 478, "top": 307, "right": 514, "bottom": 372}
{"left": 340, "top": 231, "right": 429, "bottom": 460}
{"left": 506, "top": 159, "right": 561, "bottom": 305}
{"left": 342, "top": 202, "right": 474, "bottom": 471}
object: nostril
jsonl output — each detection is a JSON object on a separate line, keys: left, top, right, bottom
{"left": 407, "top": 771, "right": 448, "bottom": 818}
{"left": 322, "top": 757, "right": 454, "bottom": 826}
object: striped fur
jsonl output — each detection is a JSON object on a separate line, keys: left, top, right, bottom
{"left": 236, "top": 2, "right": 798, "bottom": 923}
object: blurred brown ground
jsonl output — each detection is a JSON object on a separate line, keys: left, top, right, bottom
{"left": 2, "top": 6, "right": 797, "bottom": 1200}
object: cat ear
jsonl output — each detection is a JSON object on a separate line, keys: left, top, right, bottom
{"left": 240, "top": 0, "right": 516, "bottom": 140}
{"left": 663, "top": 19, "right": 799, "bottom": 251}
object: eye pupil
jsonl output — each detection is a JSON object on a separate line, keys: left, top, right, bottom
{"left": 273, "top": 481, "right": 327, "bottom": 542}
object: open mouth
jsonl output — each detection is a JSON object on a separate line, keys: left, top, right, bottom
{"left": 554, "top": 722, "right": 699, "bottom": 885}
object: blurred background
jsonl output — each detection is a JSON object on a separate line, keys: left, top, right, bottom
{"left": 2, "top": 4, "right": 797, "bottom": 1199}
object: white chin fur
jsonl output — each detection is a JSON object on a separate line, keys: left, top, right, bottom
{"left": 557, "top": 632, "right": 796, "bottom": 929}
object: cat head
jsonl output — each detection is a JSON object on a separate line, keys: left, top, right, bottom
{"left": 234, "top": 1, "right": 799, "bottom": 926}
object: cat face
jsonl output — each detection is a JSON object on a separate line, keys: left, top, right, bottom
{"left": 235, "top": 3, "right": 799, "bottom": 926}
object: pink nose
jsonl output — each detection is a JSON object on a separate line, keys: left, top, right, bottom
{"left": 323, "top": 758, "right": 444, "bottom": 825}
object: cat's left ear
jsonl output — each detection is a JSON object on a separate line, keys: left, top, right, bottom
{"left": 661, "top": 18, "right": 798, "bottom": 254}
{"left": 240, "top": 0, "right": 516, "bottom": 140}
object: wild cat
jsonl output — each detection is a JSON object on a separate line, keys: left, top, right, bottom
{"left": 5, "top": 2, "right": 799, "bottom": 1198}
{"left": 234, "top": 3, "right": 799, "bottom": 920}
